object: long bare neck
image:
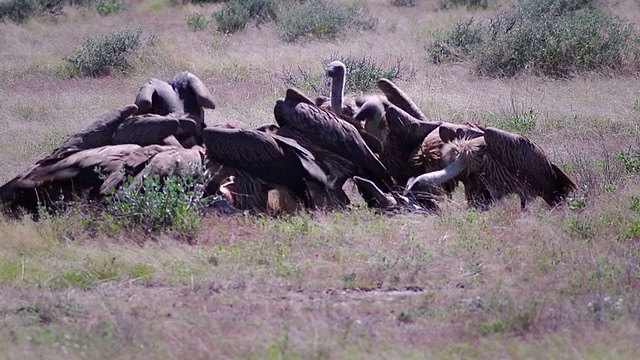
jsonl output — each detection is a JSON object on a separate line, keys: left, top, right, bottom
{"left": 330, "top": 73, "right": 345, "bottom": 115}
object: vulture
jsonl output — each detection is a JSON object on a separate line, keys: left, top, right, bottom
{"left": 273, "top": 88, "right": 395, "bottom": 207}
{"left": 0, "top": 144, "right": 142, "bottom": 214}
{"left": 315, "top": 61, "right": 388, "bottom": 152}
{"left": 1, "top": 142, "right": 209, "bottom": 216}
{"left": 377, "top": 78, "right": 427, "bottom": 122}
{"left": 405, "top": 126, "right": 578, "bottom": 210}
{"left": 374, "top": 79, "right": 488, "bottom": 209}
{"left": 110, "top": 114, "right": 199, "bottom": 148}
{"left": 352, "top": 176, "right": 432, "bottom": 215}
{"left": 202, "top": 125, "right": 328, "bottom": 209}
{"left": 134, "top": 71, "right": 216, "bottom": 142}
{"left": 211, "top": 170, "right": 300, "bottom": 214}
{"left": 102, "top": 144, "right": 206, "bottom": 194}
{"left": 41, "top": 107, "right": 200, "bottom": 166}
{"left": 316, "top": 60, "right": 359, "bottom": 118}
{"left": 134, "top": 78, "right": 183, "bottom": 116}
{"left": 378, "top": 104, "right": 441, "bottom": 187}
{"left": 40, "top": 104, "right": 139, "bottom": 163}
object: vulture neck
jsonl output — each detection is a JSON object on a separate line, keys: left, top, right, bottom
{"left": 407, "top": 159, "right": 464, "bottom": 192}
{"left": 330, "top": 73, "right": 345, "bottom": 116}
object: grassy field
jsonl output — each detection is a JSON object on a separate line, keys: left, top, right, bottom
{"left": 2, "top": 0, "right": 640, "bottom": 358}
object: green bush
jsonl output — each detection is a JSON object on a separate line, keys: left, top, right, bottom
{"left": 388, "top": 0, "right": 421, "bottom": 6}
{"left": 0, "top": 0, "right": 63, "bottom": 23}
{"left": 0, "top": 0, "right": 37, "bottom": 23}
{"left": 103, "top": 168, "right": 209, "bottom": 235}
{"left": 427, "top": 0, "right": 640, "bottom": 78}
{"left": 186, "top": 12, "right": 209, "bottom": 31}
{"left": 278, "top": 0, "right": 377, "bottom": 42}
{"left": 439, "top": 0, "right": 488, "bottom": 10}
{"left": 212, "top": 0, "right": 278, "bottom": 34}
{"left": 617, "top": 148, "right": 640, "bottom": 174}
{"left": 95, "top": 0, "right": 126, "bottom": 15}
{"left": 281, "top": 53, "right": 413, "bottom": 95}
{"left": 65, "top": 27, "right": 145, "bottom": 77}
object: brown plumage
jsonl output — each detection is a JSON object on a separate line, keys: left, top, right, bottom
{"left": 40, "top": 104, "right": 139, "bottom": 164}
{"left": 409, "top": 122, "right": 485, "bottom": 197}
{"left": 135, "top": 78, "right": 183, "bottom": 116}
{"left": 217, "top": 172, "right": 301, "bottom": 214}
{"left": 377, "top": 78, "right": 427, "bottom": 122}
{"left": 41, "top": 109, "right": 200, "bottom": 167}
{"left": 1, "top": 142, "right": 209, "bottom": 216}
{"left": 111, "top": 114, "right": 199, "bottom": 147}
{"left": 354, "top": 97, "right": 388, "bottom": 143}
{"left": 274, "top": 88, "right": 394, "bottom": 196}
{"left": 134, "top": 72, "right": 216, "bottom": 142}
{"left": 0, "top": 144, "right": 142, "bottom": 214}
{"left": 102, "top": 145, "right": 206, "bottom": 193}
{"left": 202, "top": 125, "right": 328, "bottom": 209}
{"left": 406, "top": 126, "right": 578, "bottom": 210}
{"left": 378, "top": 104, "right": 441, "bottom": 187}
{"left": 315, "top": 61, "right": 387, "bottom": 153}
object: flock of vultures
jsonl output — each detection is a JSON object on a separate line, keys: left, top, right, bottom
{"left": 0, "top": 62, "right": 578, "bottom": 220}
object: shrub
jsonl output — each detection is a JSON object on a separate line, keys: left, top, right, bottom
{"left": 103, "top": 168, "right": 209, "bottom": 235}
{"left": 281, "top": 53, "right": 413, "bottom": 95}
{"left": 186, "top": 12, "right": 209, "bottom": 31}
{"left": 65, "top": 27, "right": 146, "bottom": 77}
{"left": 616, "top": 148, "right": 640, "bottom": 174}
{"left": 439, "top": 0, "right": 488, "bottom": 10}
{"left": 0, "top": 0, "right": 62, "bottom": 23}
{"left": 95, "top": 0, "right": 126, "bottom": 15}
{"left": 333, "top": 53, "right": 411, "bottom": 93}
{"left": 278, "top": 0, "right": 377, "bottom": 43}
{"left": 427, "top": 0, "right": 640, "bottom": 78}
{"left": 212, "top": 0, "right": 278, "bottom": 34}
{"left": 388, "top": 0, "right": 421, "bottom": 6}
{"left": 0, "top": 0, "right": 37, "bottom": 23}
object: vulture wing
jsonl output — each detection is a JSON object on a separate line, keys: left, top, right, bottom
{"left": 131, "top": 146, "right": 205, "bottom": 185}
{"left": 271, "top": 133, "right": 327, "bottom": 187}
{"left": 438, "top": 122, "right": 485, "bottom": 143}
{"left": 100, "top": 144, "right": 176, "bottom": 193}
{"left": 41, "top": 104, "right": 138, "bottom": 164}
{"left": 1, "top": 145, "right": 141, "bottom": 212}
{"left": 202, "top": 127, "right": 327, "bottom": 207}
{"left": 135, "top": 78, "right": 183, "bottom": 116}
{"left": 274, "top": 93, "right": 393, "bottom": 192}
{"left": 377, "top": 79, "right": 427, "bottom": 121}
{"left": 111, "top": 115, "right": 182, "bottom": 147}
{"left": 483, "top": 127, "right": 577, "bottom": 206}
{"left": 12, "top": 144, "right": 141, "bottom": 189}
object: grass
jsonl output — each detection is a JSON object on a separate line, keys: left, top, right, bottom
{"left": 2, "top": 0, "right": 640, "bottom": 358}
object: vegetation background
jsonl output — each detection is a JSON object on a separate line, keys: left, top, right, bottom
{"left": 1, "top": 0, "right": 640, "bottom": 358}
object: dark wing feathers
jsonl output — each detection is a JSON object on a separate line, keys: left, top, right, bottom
{"left": 203, "top": 126, "right": 327, "bottom": 208}
{"left": 135, "top": 78, "right": 183, "bottom": 116}
{"left": 41, "top": 104, "right": 138, "bottom": 164}
{"left": 377, "top": 79, "right": 427, "bottom": 121}
{"left": 203, "top": 127, "right": 286, "bottom": 166}
{"left": 384, "top": 105, "right": 441, "bottom": 148}
{"left": 274, "top": 97, "right": 393, "bottom": 191}
{"left": 483, "top": 127, "right": 576, "bottom": 205}
{"left": 203, "top": 127, "right": 326, "bottom": 185}
{"left": 112, "top": 115, "right": 181, "bottom": 146}
{"left": 0, "top": 144, "right": 142, "bottom": 210}
{"left": 271, "top": 133, "right": 327, "bottom": 187}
